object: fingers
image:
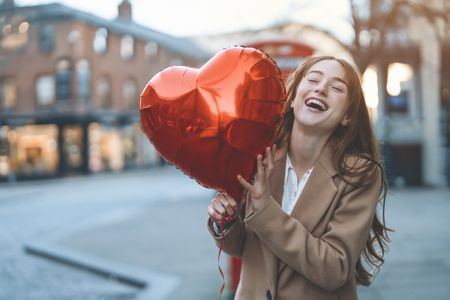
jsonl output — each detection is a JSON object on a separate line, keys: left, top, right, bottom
{"left": 207, "top": 204, "right": 223, "bottom": 221}
{"left": 272, "top": 144, "right": 277, "bottom": 157}
{"left": 237, "top": 174, "right": 253, "bottom": 191}
{"left": 255, "top": 154, "right": 265, "bottom": 182}
{"left": 207, "top": 193, "right": 239, "bottom": 222}
{"left": 222, "top": 193, "right": 239, "bottom": 216}
{"left": 265, "top": 146, "right": 273, "bottom": 169}
{"left": 261, "top": 145, "right": 276, "bottom": 177}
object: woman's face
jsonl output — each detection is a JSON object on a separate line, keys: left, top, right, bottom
{"left": 291, "top": 59, "right": 349, "bottom": 135}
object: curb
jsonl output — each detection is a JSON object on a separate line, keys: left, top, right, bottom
{"left": 24, "top": 240, "right": 180, "bottom": 300}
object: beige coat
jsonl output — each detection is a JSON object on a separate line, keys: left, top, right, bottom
{"left": 208, "top": 145, "right": 381, "bottom": 300}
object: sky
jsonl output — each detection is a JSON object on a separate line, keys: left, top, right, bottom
{"left": 16, "top": 0, "right": 354, "bottom": 44}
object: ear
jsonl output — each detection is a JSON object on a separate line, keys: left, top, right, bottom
{"left": 290, "top": 100, "right": 294, "bottom": 108}
{"left": 341, "top": 116, "right": 350, "bottom": 127}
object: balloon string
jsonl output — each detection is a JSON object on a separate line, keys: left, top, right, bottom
{"left": 217, "top": 221, "right": 226, "bottom": 300}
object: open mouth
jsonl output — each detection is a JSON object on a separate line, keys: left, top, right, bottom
{"left": 305, "top": 98, "right": 329, "bottom": 112}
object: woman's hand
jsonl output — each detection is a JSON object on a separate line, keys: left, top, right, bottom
{"left": 237, "top": 144, "right": 276, "bottom": 212}
{"left": 208, "top": 192, "right": 241, "bottom": 223}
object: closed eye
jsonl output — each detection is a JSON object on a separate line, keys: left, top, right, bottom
{"left": 332, "top": 86, "right": 345, "bottom": 92}
{"left": 308, "top": 79, "right": 319, "bottom": 83}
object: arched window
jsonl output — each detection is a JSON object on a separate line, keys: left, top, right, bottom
{"left": 55, "top": 58, "right": 72, "bottom": 101}
{"left": 76, "top": 59, "right": 90, "bottom": 101}
{"left": 122, "top": 78, "right": 138, "bottom": 109}
{"left": 0, "top": 77, "right": 16, "bottom": 110}
{"left": 120, "top": 35, "right": 134, "bottom": 60}
{"left": 36, "top": 75, "right": 55, "bottom": 107}
{"left": 93, "top": 28, "right": 108, "bottom": 54}
{"left": 39, "top": 24, "right": 54, "bottom": 52}
{"left": 145, "top": 41, "right": 158, "bottom": 58}
{"left": 95, "top": 76, "right": 111, "bottom": 108}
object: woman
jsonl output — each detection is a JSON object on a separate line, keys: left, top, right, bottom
{"left": 207, "top": 56, "right": 391, "bottom": 300}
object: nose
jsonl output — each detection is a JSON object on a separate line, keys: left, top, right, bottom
{"left": 314, "top": 81, "right": 327, "bottom": 95}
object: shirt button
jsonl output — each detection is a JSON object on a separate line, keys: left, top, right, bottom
{"left": 266, "top": 290, "right": 272, "bottom": 300}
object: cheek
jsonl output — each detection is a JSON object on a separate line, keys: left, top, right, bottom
{"left": 291, "top": 86, "right": 308, "bottom": 108}
{"left": 290, "top": 94, "right": 301, "bottom": 109}
{"left": 335, "top": 95, "right": 349, "bottom": 114}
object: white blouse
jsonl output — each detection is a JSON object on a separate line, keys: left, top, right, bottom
{"left": 282, "top": 155, "right": 314, "bottom": 215}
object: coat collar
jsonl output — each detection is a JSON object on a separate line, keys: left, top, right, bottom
{"left": 272, "top": 142, "right": 338, "bottom": 229}
{"left": 273, "top": 142, "right": 338, "bottom": 179}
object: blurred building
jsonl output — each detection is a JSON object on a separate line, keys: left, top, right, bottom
{"left": 0, "top": 0, "right": 207, "bottom": 180}
{"left": 350, "top": 0, "right": 450, "bottom": 187}
{"left": 194, "top": 5, "right": 450, "bottom": 187}
{"left": 193, "top": 23, "right": 355, "bottom": 77}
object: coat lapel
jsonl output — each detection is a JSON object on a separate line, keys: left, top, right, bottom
{"left": 290, "top": 145, "right": 338, "bottom": 232}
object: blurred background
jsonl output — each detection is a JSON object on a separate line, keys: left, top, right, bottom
{"left": 0, "top": 0, "right": 449, "bottom": 299}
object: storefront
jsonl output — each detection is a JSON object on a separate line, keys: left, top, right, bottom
{"left": 0, "top": 116, "right": 160, "bottom": 181}
{"left": 0, "top": 124, "right": 59, "bottom": 178}
{"left": 87, "top": 121, "right": 160, "bottom": 173}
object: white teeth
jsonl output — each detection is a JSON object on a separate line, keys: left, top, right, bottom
{"left": 305, "top": 98, "right": 328, "bottom": 111}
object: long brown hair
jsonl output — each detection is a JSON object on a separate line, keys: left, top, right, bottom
{"left": 274, "top": 56, "right": 392, "bottom": 286}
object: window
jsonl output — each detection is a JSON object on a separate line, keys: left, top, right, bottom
{"left": 76, "top": 59, "right": 90, "bottom": 101}
{"left": 36, "top": 75, "right": 55, "bottom": 107}
{"left": 0, "top": 77, "right": 16, "bottom": 110}
{"left": 96, "top": 76, "right": 111, "bottom": 108}
{"left": 122, "top": 78, "right": 138, "bottom": 109}
{"left": 386, "top": 62, "right": 413, "bottom": 114}
{"left": 39, "top": 24, "right": 54, "bottom": 52}
{"left": 67, "top": 30, "right": 81, "bottom": 52}
{"left": 55, "top": 58, "right": 72, "bottom": 101}
{"left": 145, "top": 41, "right": 158, "bottom": 58}
{"left": 120, "top": 35, "right": 134, "bottom": 60}
{"left": 93, "top": 28, "right": 108, "bottom": 54}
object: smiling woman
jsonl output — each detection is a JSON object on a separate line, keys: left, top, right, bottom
{"left": 207, "top": 56, "right": 392, "bottom": 300}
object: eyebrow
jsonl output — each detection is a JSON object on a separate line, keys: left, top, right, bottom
{"left": 306, "top": 70, "right": 347, "bottom": 86}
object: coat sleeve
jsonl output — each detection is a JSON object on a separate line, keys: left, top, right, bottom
{"left": 207, "top": 216, "right": 246, "bottom": 257}
{"left": 244, "top": 169, "right": 381, "bottom": 291}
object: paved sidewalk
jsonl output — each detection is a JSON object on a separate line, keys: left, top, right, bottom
{"left": 358, "top": 188, "right": 450, "bottom": 300}
{"left": 50, "top": 187, "right": 450, "bottom": 300}
{"left": 1, "top": 166, "right": 225, "bottom": 300}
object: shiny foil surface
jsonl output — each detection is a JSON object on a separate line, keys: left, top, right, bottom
{"left": 140, "top": 46, "right": 286, "bottom": 200}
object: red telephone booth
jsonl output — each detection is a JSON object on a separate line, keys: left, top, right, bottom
{"left": 247, "top": 40, "right": 314, "bottom": 79}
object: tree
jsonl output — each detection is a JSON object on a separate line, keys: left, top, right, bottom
{"left": 349, "top": 0, "right": 449, "bottom": 71}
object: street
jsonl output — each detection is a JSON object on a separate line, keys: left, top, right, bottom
{"left": 0, "top": 166, "right": 449, "bottom": 299}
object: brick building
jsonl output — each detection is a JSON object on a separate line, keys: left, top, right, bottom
{"left": 0, "top": 0, "right": 208, "bottom": 180}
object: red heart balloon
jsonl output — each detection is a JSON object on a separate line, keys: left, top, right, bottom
{"left": 140, "top": 46, "right": 285, "bottom": 200}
